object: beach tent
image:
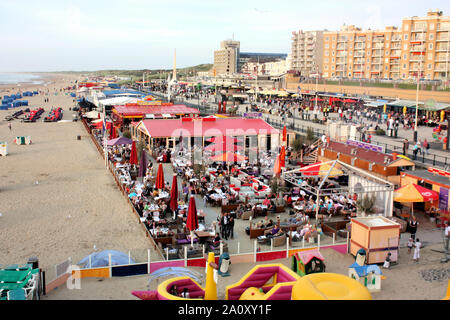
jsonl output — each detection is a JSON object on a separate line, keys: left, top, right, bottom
{"left": 77, "top": 250, "right": 135, "bottom": 268}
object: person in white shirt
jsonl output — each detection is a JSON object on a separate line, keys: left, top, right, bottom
{"left": 413, "top": 238, "right": 421, "bottom": 262}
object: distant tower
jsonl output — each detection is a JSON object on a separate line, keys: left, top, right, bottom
{"left": 172, "top": 49, "right": 177, "bottom": 81}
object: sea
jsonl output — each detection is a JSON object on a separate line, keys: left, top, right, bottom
{"left": 0, "top": 73, "right": 43, "bottom": 85}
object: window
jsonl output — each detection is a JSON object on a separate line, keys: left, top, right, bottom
{"left": 404, "top": 44, "right": 408, "bottom": 50}
{"left": 429, "top": 43, "right": 433, "bottom": 50}
{"left": 430, "top": 23, "right": 434, "bottom": 30}
{"left": 332, "top": 73, "right": 335, "bottom": 76}
{"left": 386, "top": 50, "right": 389, "bottom": 55}
{"left": 429, "top": 33, "right": 434, "bottom": 40}
{"left": 325, "top": 43, "right": 329, "bottom": 49}
{"left": 404, "top": 34, "right": 408, "bottom": 40}
{"left": 332, "top": 51, "right": 335, "bottom": 56}
{"left": 349, "top": 66, "right": 352, "bottom": 70}
{"left": 325, "top": 37, "right": 329, "bottom": 41}
{"left": 386, "top": 43, "right": 389, "bottom": 48}
{"left": 403, "top": 54, "right": 407, "bottom": 60}
{"left": 332, "top": 58, "right": 335, "bottom": 62}
{"left": 324, "top": 65, "right": 328, "bottom": 70}
{"left": 368, "top": 43, "right": 371, "bottom": 48}
{"left": 385, "top": 58, "right": 389, "bottom": 63}
{"left": 366, "top": 66, "right": 370, "bottom": 70}
{"left": 324, "top": 58, "right": 329, "bottom": 63}
{"left": 325, "top": 51, "right": 329, "bottom": 56}
{"left": 349, "top": 51, "right": 353, "bottom": 56}
{"left": 385, "top": 66, "right": 388, "bottom": 70}
{"left": 428, "top": 64, "right": 432, "bottom": 70}
{"left": 332, "top": 66, "right": 335, "bottom": 70}
{"left": 386, "top": 35, "right": 390, "bottom": 41}
{"left": 428, "top": 53, "right": 433, "bottom": 60}
{"left": 324, "top": 72, "right": 328, "bottom": 77}
{"left": 403, "top": 64, "right": 407, "bottom": 69}
{"left": 332, "top": 43, "right": 335, "bottom": 48}
{"left": 404, "top": 24, "right": 409, "bottom": 31}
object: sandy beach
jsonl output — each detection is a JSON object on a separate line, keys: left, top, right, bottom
{"left": 0, "top": 74, "right": 155, "bottom": 279}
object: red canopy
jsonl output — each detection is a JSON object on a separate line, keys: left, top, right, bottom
{"left": 170, "top": 174, "right": 178, "bottom": 212}
{"left": 155, "top": 163, "right": 165, "bottom": 189}
{"left": 342, "top": 99, "right": 356, "bottom": 103}
{"left": 129, "top": 141, "right": 138, "bottom": 166}
{"left": 186, "top": 196, "right": 199, "bottom": 232}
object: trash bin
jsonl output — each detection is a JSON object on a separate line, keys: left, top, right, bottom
{"left": 27, "top": 256, "right": 39, "bottom": 269}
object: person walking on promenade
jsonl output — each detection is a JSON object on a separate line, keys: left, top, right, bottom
{"left": 409, "top": 216, "right": 418, "bottom": 240}
{"left": 403, "top": 138, "right": 409, "bottom": 156}
{"left": 8, "top": 123, "right": 11, "bottom": 131}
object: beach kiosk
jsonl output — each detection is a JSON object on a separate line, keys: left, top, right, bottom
{"left": 350, "top": 216, "right": 401, "bottom": 264}
{"left": 0, "top": 141, "right": 7, "bottom": 156}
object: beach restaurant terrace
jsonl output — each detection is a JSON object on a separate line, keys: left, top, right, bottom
{"left": 111, "top": 104, "right": 200, "bottom": 129}
{"left": 131, "top": 117, "right": 280, "bottom": 154}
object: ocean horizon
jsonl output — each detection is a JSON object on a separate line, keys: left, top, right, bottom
{"left": 0, "top": 72, "right": 43, "bottom": 85}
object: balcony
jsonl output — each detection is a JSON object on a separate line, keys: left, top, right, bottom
{"left": 390, "top": 68, "right": 400, "bottom": 72}
{"left": 436, "top": 37, "right": 450, "bottom": 42}
{"left": 410, "top": 46, "right": 425, "bottom": 52}
{"left": 411, "top": 27, "right": 427, "bottom": 32}
{"left": 355, "top": 38, "right": 366, "bottom": 42}
{"left": 436, "top": 46, "right": 449, "bottom": 52}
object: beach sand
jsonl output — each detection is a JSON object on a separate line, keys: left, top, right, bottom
{"left": 42, "top": 246, "right": 450, "bottom": 300}
{"left": 0, "top": 74, "right": 155, "bottom": 279}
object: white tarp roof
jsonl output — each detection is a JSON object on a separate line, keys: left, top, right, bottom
{"left": 84, "top": 111, "right": 101, "bottom": 119}
{"left": 99, "top": 97, "right": 139, "bottom": 106}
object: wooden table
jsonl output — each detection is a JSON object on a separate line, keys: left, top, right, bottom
{"left": 195, "top": 231, "right": 214, "bottom": 244}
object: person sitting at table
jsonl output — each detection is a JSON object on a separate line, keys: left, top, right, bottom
{"left": 265, "top": 225, "right": 282, "bottom": 238}
{"left": 213, "top": 233, "right": 221, "bottom": 247}
{"left": 170, "top": 285, "right": 179, "bottom": 297}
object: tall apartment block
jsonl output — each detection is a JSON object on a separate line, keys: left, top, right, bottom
{"left": 213, "top": 40, "right": 240, "bottom": 75}
{"left": 291, "top": 10, "right": 450, "bottom": 80}
{"left": 322, "top": 25, "right": 402, "bottom": 79}
{"left": 291, "top": 30, "right": 324, "bottom": 76}
{"left": 400, "top": 10, "right": 450, "bottom": 80}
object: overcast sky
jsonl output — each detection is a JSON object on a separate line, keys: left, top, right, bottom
{"left": 1, "top": 0, "right": 449, "bottom": 72}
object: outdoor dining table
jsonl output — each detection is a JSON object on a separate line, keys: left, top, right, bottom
{"left": 195, "top": 231, "right": 215, "bottom": 244}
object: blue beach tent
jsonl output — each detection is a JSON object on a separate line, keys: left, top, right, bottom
{"left": 77, "top": 250, "right": 135, "bottom": 268}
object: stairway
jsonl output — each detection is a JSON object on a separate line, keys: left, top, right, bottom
{"left": 302, "top": 139, "right": 323, "bottom": 165}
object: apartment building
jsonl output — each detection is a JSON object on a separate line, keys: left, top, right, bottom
{"left": 292, "top": 10, "right": 449, "bottom": 80}
{"left": 322, "top": 25, "right": 402, "bottom": 80}
{"left": 291, "top": 30, "right": 324, "bottom": 76}
{"left": 400, "top": 10, "right": 450, "bottom": 80}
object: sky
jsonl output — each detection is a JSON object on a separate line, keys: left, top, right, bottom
{"left": 1, "top": 0, "right": 449, "bottom": 72}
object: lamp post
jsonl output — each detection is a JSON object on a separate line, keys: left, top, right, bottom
{"left": 414, "top": 29, "right": 425, "bottom": 143}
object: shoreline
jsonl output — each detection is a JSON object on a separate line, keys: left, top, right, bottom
{"left": 0, "top": 72, "right": 79, "bottom": 92}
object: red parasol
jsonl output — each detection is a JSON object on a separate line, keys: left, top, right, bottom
{"left": 129, "top": 140, "right": 138, "bottom": 166}
{"left": 169, "top": 173, "right": 178, "bottom": 212}
{"left": 273, "top": 154, "right": 281, "bottom": 177}
{"left": 186, "top": 196, "right": 199, "bottom": 247}
{"left": 279, "top": 146, "right": 286, "bottom": 168}
{"left": 209, "top": 152, "right": 247, "bottom": 162}
{"left": 155, "top": 163, "right": 165, "bottom": 189}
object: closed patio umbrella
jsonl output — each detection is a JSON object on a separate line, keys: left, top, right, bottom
{"left": 155, "top": 163, "right": 165, "bottom": 189}
{"left": 170, "top": 174, "right": 178, "bottom": 213}
{"left": 129, "top": 141, "right": 138, "bottom": 166}
{"left": 279, "top": 146, "right": 286, "bottom": 168}
{"left": 186, "top": 195, "right": 199, "bottom": 247}
{"left": 138, "top": 149, "right": 147, "bottom": 178}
